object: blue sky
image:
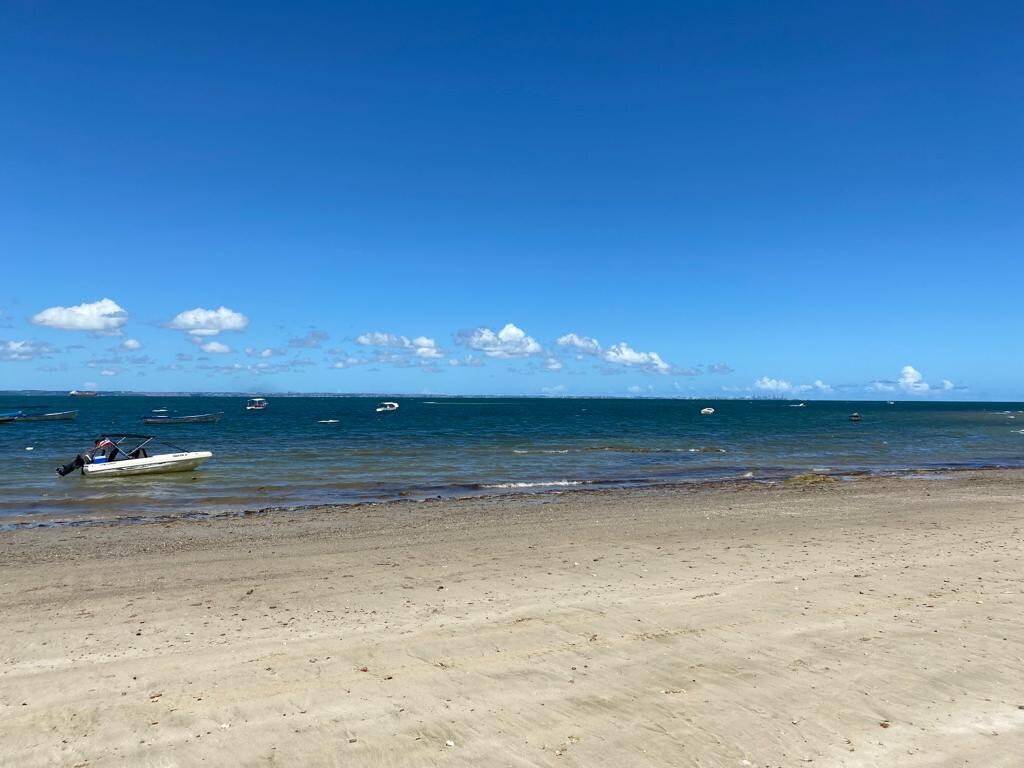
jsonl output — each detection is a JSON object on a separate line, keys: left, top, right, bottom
{"left": 1, "top": 1, "right": 1021, "bottom": 398}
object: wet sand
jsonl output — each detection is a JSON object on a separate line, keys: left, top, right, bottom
{"left": 2, "top": 471, "right": 1023, "bottom": 766}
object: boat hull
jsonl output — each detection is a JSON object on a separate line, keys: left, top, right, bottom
{"left": 81, "top": 451, "right": 213, "bottom": 477}
{"left": 142, "top": 412, "right": 223, "bottom": 425}
{"left": 11, "top": 410, "right": 79, "bottom": 422}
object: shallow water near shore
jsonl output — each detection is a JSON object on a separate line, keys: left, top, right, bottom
{"left": 1, "top": 395, "right": 1023, "bottom": 523}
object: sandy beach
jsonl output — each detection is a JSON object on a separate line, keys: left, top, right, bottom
{"left": 2, "top": 472, "right": 1023, "bottom": 767}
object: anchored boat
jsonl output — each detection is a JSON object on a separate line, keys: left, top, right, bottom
{"left": 0, "top": 406, "right": 78, "bottom": 423}
{"left": 375, "top": 401, "right": 399, "bottom": 413}
{"left": 56, "top": 434, "right": 213, "bottom": 478}
{"left": 246, "top": 397, "right": 268, "bottom": 410}
{"left": 142, "top": 412, "right": 224, "bottom": 425}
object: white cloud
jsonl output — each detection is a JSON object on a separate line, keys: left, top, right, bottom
{"left": 556, "top": 333, "right": 602, "bottom": 355}
{"left": 895, "top": 365, "right": 956, "bottom": 396}
{"left": 542, "top": 384, "right": 566, "bottom": 394}
{"left": 244, "top": 347, "right": 279, "bottom": 358}
{"left": 357, "top": 331, "right": 443, "bottom": 361}
{"left": 100, "top": 369, "right": 117, "bottom": 376}
{"left": 2, "top": 340, "right": 54, "bottom": 361}
{"left": 706, "top": 362, "right": 733, "bottom": 375}
{"left": 414, "top": 347, "right": 442, "bottom": 359}
{"left": 169, "top": 306, "right": 249, "bottom": 337}
{"left": 754, "top": 376, "right": 794, "bottom": 392}
{"left": 557, "top": 331, "right": 689, "bottom": 376}
{"left": 754, "top": 376, "right": 832, "bottom": 394}
{"left": 457, "top": 323, "right": 542, "bottom": 358}
{"left": 32, "top": 298, "right": 127, "bottom": 333}
{"left": 356, "top": 332, "right": 405, "bottom": 347}
{"left": 330, "top": 355, "right": 368, "bottom": 369}
{"left": 288, "top": 330, "right": 328, "bottom": 348}
{"left": 544, "top": 357, "right": 563, "bottom": 371}
{"left": 448, "top": 355, "right": 484, "bottom": 368}
{"left": 899, "top": 365, "right": 930, "bottom": 394}
{"left": 200, "top": 341, "right": 231, "bottom": 354}
{"left": 603, "top": 342, "right": 671, "bottom": 374}
{"left": 121, "top": 338, "right": 142, "bottom": 351}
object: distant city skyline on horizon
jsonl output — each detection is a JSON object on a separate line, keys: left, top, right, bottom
{"left": 2, "top": 3, "right": 1020, "bottom": 399}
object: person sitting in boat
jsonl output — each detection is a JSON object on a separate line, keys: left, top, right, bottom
{"left": 56, "top": 438, "right": 117, "bottom": 476}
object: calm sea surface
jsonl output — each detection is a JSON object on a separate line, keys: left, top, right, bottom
{"left": 1, "top": 395, "right": 1022, "bottom": 524}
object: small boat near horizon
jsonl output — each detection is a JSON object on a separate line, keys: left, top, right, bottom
{"left": 69, "top": 390, "right": 97, "bottom": 397}
{"left": 700, "top": 407, "right": 715, "bottom": 415}
{"left": 57, "top": 434, "right": 213, "bottom": 478}
{"left": 848, "top": 412, "right": 862, "bottom": 422}
{"left": 375, "top": 401, "right": 399, "bottom": 413}
{"left": 0, "top": 406, "right": 78, "bottom": 423}
{"left": 246, "top": 397, "right": 268, "bottom": 410}
{"left": 142, "top": 412, "right": 224, "bottom": 425}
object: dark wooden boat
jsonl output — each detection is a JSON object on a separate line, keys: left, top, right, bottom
{"left": 0, "top": 406, "right": 78, "bottom": 423}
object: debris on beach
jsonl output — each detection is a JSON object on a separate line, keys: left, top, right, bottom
{"left": 784, "top": 473, "right": 838, "bottom": 488}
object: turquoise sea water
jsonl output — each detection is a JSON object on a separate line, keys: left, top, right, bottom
{"left": 1, "top": 395, "right": 1022, "bottom": 525}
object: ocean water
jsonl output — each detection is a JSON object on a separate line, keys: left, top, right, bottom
{"left": 1, "top": 395, "right": 1022, "bottom": 524}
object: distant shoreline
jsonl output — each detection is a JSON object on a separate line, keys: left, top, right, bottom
{"left": 1, "top": 389, "right": 1021, "bottom": 402}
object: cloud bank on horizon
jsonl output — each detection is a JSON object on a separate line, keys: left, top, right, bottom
{"left": 0, "top": 298, "right": 970, "bottom": 397}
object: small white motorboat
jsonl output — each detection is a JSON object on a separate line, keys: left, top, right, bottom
{"left": 246, "top": 397, "right": 268, "bottom": 410}
{"left": 318, "top": 419, "right": 339, "bottom": 424}
{"left": 700, "top": 407, "right": 715, "bottom": 415}
{"left": 375, "top": 401, "right": 399, "bottom": 413}
{"left": 57, "top": 434, "right": 213, "bottom": 478}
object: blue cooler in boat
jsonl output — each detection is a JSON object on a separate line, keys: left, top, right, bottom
{"left": 91, "top": 455, "right": 108, "bottom": 464}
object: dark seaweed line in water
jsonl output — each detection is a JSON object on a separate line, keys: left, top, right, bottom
{"left": 2, "top": 463, "right": 1008, "bottom": 532}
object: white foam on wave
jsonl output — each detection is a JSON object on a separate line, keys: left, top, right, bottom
{"left": 484, "top": 480, "right": 583, "bottom": 489}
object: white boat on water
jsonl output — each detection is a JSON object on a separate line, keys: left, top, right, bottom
{"left": 246, "top": 397, "right": 268, "bottom": 410}
{"left": 376, "top": 401, "right": 399, "bottom": 412}
{"left": 700, "top": 407, "right": 715, "bottom": 415}
{"left": 57, "top": 434, "right": 212, "bottom": 478}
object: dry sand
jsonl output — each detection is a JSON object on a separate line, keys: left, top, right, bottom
{"left": 2, "top": 471, "right": 1023, "bottom": 767}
